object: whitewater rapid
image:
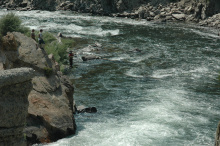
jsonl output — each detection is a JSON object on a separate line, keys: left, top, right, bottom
{"left": 0, "top": 9, "right": 219, "bottom": 146}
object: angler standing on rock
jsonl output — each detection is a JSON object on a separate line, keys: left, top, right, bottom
{"left": 38, "top": 29, "right": 45, "bottom": 49}
{"left": 31, "top": 29, "right": 36, "bottom": 40}
{"left": 69, "top": 51, "right": 74, "bottom": 68}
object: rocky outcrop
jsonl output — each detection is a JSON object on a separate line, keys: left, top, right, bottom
{"left": 0, "top": 0, "right": 62, "bottom": 11}
{"left": 216, "top": 122, "right": 220, "bottom": 146}
{"left": 77, "top": 105, "right": 97, "bottom": 113}
{"left": 0, "top": 32, "right": 76, "bottom": 145}
{"left": 1, "top": 0, "right": 220, "bottom": 28}
{"left": 82, "top": 55, "right": 101, "bottom": 61}
{"left": 199, "top": 13, "right": 220, "bottom": 28}
{"left": 0, "top": 68, "right": 35, "bottom": 146}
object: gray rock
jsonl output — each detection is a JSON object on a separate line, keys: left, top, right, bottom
{"left": 0, "top": 68, "right": 35, "bottom": 88}
{"left": 77, "top": 105, "right": 97, "bottom": 113}
{"left": 201, "top": 8, "right": 207, "bottom": 20}
{"left": 184, "top": 6, "right": 194, "bottom": 15}
{"left": 82, "top": 55, "right": 101, "bottom": 61}
{"left": 1, "top": 32, "right": 76, "bottom": 145}
{"left": 0, "top": 68, "right": 34, "bottom": 146}
{"left": 149, "top": 11, "right": 156, "bottom": 17}
{"left": 166, "top": 15, "right": 173, "bottom": 20}
{"left": 172, "top": 13, "right": 186, "bottom": 20}
{"left": 154, "top": 14, "right": 161, "bottom": 20}
{"left": 19, "top": 2, "right": 27, "bottom": 7}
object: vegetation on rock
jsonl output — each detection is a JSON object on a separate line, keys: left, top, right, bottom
{"left": 43, "top": 67, "right": 53, "bottom": 77}
{"left": 43, "top": 33, "right": 77, "bottom": 67}
{"left": 0, "top": 15, "right": 76, "bottom": 143}
{"left": 0, "top": 13, "right": 77, "bottom": 71}
{"left": 0, "top": 13, "right": 29, "bottom": 36}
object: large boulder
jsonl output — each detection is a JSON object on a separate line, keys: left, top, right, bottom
{"left": 172, "top": 13, "right": 186, "bottom": 20}
{"left": 215, "top": 121, "right": 220, "bottom": 146}
{"left": 0, "top": 68, "right": 35, "bottom": 146}
{"left": 1, "top": 32, "right": 76, "bottom": 145}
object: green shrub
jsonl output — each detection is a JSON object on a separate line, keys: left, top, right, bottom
{"left": 0, "top": 13, "right": 29, "bottom": 36}
{"left": 44, "top": 35, "right": 76, "bottom": 65}
{"left": 18, "top": 26, "right": 30, "bottom": 35}
{"left": 61, "top": 38, "right": 76, "bottom": 47}
{"left": 45, "top": 41, "right": 68, "bottom": 64}
{"left": 44, "top": 32, "right": 57, "bottom": 43}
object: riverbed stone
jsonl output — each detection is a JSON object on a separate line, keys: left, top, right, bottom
{"left": 172, "top": 13, "right": 186, "bottom": 20}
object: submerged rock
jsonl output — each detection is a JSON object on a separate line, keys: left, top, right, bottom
{"left": 77, "top": 105, "right": 97, "bottom": 113}
{"left": 82, "top": 55, "right": 101, "bottom": 61}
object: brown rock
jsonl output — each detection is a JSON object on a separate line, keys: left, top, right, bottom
{"left": 1, "top": 32, "right": 76, "bottom": 145}
{"left": 0, "top": 68, "right": 35, "bottom": 146}
{"left": 215, "top": 121, "right": 220, "bottom": 146}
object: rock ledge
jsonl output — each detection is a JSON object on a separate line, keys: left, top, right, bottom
{"left": 0, "top": 67, "right": 35, "bottom": 87}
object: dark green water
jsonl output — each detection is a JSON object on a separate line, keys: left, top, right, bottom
{"left": 0, "top": 10, "right": 219, "bottom": 146}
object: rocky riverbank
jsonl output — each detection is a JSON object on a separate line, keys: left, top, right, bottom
{"left": 0, "top": 0, "right": 220, "bottom": 145}
{"left": 1, "top": 0, "right": 220, "bottom": 29}
{"left": 0, "top": 32, "right": 76, "bottom": 145}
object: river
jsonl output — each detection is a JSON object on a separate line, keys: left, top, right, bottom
{"left": 0, "top": 9, "right": 219, "bottom": 146}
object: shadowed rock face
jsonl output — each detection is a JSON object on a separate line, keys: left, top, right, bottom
{"left": 1, "top": 0, "right": 220, "bottom": 15}
{"left": 0, "top": 32, "right": 76, "bottom": 145}
{"left": 0, "top": 68, "right": 35, "bottom": 146}
{"left": 216, "top": 122, "right": 220, "bottom": 146}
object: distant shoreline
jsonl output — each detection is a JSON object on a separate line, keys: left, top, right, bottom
{"left": 1, "top": 0, "right": 220, "bottom": 32}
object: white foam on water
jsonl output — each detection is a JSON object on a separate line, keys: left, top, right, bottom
{"left": 61, "top": 24, "right": 84, "bottom": 32}
{"left": 45, "top": 76, "right": 215, "bottom": 146}
{"left": 136, "top": 87, "right": 211, "bottom": 143}
{"left": 189, "top": 67, "right": 209, "bottom": 79}
{"left": 47, "top": 118, "right": 176, "bottom": 146}
{"left": 189, "top": 66, "right": 209, "bottom": 73}
{"left": 128, "top": 56, "right": 146, "bottom": 63}
{"left": 47, "top": 86, "right": 212, "bottom": 146}
{"left": 124, "top": 68, "right": 144, "bottom": 78}
{"left": 13, "top": 10, "right": 60, "bottom": 20}
{"left": 191, "top": 29, "right": 220, "bottom": 39}
{"left": 1, "top": 9, "right": 218, "bottom": 146}
{"left": 79, "top": 27, "right": 120, "bottom": 37}
{"left": 151, "top": 68, "right": 177, "bottom": 79}
{"left": 31, "top": 22, "right": 84, "bottom": 33}
{"left": 109, "top": 55, "right": 129, "bottom": 61}
{"left": 87, "top": 15, "right": 153, "bottom": 27}
{"left": 0, "top": 10, "right": 120, "bottom": 37}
